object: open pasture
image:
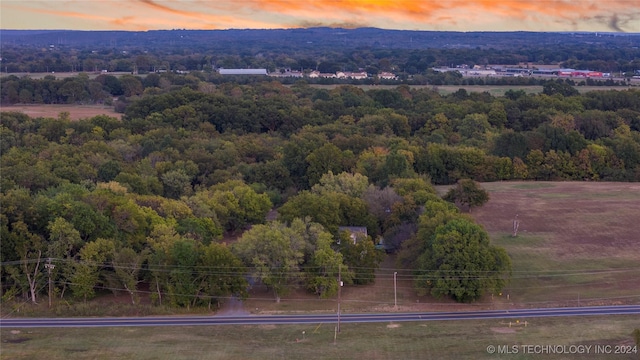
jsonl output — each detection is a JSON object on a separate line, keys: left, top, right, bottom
{"left": 1, "top": 316, "right": 638, "bottom": 360}
{"left": 468, "top": 181, "right": 640, "bottom": 306}
{"left": 2, "top": 104, "right": 121, "bottom": 121}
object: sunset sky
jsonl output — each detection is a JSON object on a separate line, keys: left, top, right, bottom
{"left": 1, "top": 0, "right": 639, "bottom": 33}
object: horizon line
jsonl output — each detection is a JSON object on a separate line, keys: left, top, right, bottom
{"left": 1, "top": 27, "right": 638, "bottom": 35}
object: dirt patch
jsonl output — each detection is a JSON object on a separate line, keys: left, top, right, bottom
{"left": 491, "top": 327, "right": 517, "bottom": 334}
{"left": 3, "top": 337, "right": 31, "bottom": 344}
{"left": 3, "top": 104, "right": 122, "bottom": 121}
{"left": 386, "top": 323, "right": 401, "bottom": 328}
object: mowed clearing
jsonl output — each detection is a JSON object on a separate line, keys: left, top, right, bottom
{"left": 468, "top": 181, "right": 640, "bottom": 306}
{"left": 2, "top": 104, "right": 121, "bottom": 121}
{"left": 473, "top": 182, "right": 640, "bottom": 258}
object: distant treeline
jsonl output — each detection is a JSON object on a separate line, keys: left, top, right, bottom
{"left": 0, "top": 71, "right": 633, "bottom": 108}
{"left": 1, "top": 29, "right": 640, "bottom": 76}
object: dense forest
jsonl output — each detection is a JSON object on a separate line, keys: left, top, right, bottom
{"left": 2, "top": 74, "right": 640, "bottom": 308}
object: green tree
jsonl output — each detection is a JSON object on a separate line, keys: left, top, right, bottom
{"left": 197, "top": 242, "right": 248, "bottom": 308}
{"left": 71, "top": 238, "right": 115, "bottom": 301}
{"left": 456, "top": 113, "right": 490, "bottom": 140}
{"left": 443, "top": 179, "right": 489, "bottom": 212}
{"left": 282, "top": 131, "right": 327, "bottom": 189}
{"left": 542, "top": 81, "right": 579, "bottom": 97}
{"left": 205, "top": 180, "right": 272, "bottom": 232}
{"left": 396, "top": 199, "right": 460, "bottom": 269}
{"left": 119, "top": 75, "right": 144, "bottom": 97}
{"left": 233, "top": 221, "right": 306, "bottom": 302}
{"left": 415, "top": 218, "right": 511, "bottom": 302}
{"left": 391, "top": 177, "right": 436, "bottom": 198}
{"left": 112, "top": 247, "right": 149, "bottom": 304}
{"left": 97, "top": 160, "right": 122, "bottom": 182}
{"left": 487, "top": 101, "right": 508, "bottom": 128}
{"left": 291, "top": 218, "right": 353, "bottom": 298}
{"left": 161, "top": 169, "right": 193, "bottom": 199}
{"left": 338, "top": 231, "right": 383, "bottom": 285}
{"left": 306, "top": 143, "right": 347, "bottom": 187}
{"left": 311, "top": 171, "right": 369, "bottom": 197}
{"left": 379, "top": 149, "right": 416, "bottom": 186}
{"left": 278, "top": 191, "right": 341, "bottom": 234}
{"left": 47, "top": 217, "right": 83, "bottom": 297}
{"left": 5, "top": 221, "right": 45, "bottom": 304}
{"left": 166, "top": 239, "right": 199, "bottom": 308}
{"left": 306, "top": 245, "right": 351, "bottom": 298}
{"left": 146, "top": 224, "right": 181, "bottom": 305}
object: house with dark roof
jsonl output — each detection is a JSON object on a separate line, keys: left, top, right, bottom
{"left": 338, "top": 226, "right": 368, "bottom": 244}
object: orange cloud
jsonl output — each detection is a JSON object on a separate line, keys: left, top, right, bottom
{"left": 222, "top": 0, "right": 638, "bottom": 31}
{"left": 1, "top": 0, "right": 638, "bottom": 32}
{"left": 137, "top": 0, "right": 210, "bottom": 18}
{"left": 4, "top": 5, "right": 121, "bottom": 24}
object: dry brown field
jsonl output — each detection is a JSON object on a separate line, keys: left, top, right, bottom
{"left": 1, "top": 104, "right": 121, "bottom": 121}
{"left": 471, "top": 181, "right": 640, "bottom": 261}
{"left": 447, "top": 181, "right": 640, "bottom": 307}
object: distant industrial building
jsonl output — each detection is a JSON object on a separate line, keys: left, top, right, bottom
{"left": 218, "top": 68, "right": 268, "bottom": 75}
{"left": 434, "top": 65, "right": 611, "bottom": 78}
{"left": 269, "top": 69, "right": 304, "bottom": 78}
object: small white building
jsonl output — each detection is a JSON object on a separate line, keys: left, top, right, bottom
{"left": 336, "top": 71, "right": 368, "bottom": 80}
{"left": 218, "top": 68, "right": 268, "bottom": 75}
{"left": 308, "top": 71, "right": 337, "bottom": 78}
{"left": 378, "top": 72, "right": 397, "bottom": 80}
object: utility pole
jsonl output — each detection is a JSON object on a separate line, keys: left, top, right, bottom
{"left": 337, "top": 263, "right": 341, "bottom": 333}
{"left": 45, "top": 258, "right": 55, "bottom": 308}
{"left": 394, "top": 272, "right": 398, "bottom": 310}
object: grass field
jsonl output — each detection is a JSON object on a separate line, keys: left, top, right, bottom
{"left": 439, "top": 181, "right": 640, "bottom": 307}
{"left": 1, "top": 316, "right": 638, "bottom": 359}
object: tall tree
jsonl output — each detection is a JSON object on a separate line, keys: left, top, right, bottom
{"left": 290, "top": 218, "right": 352, "bottom": 298}
{"left": 70, "top": 238, "right": 115, "bottom": 301}
{"left": 338, "top": 231, "right": 383, "bottom": 285}
{"left": 6, "top": 221, "right": 45, "bottom": 304}
{"left": 396, "top": 199, "right": 460, "bottom": 269}
{"left": 47, "top": 217, "right": 82, "bottom": 297}
{"left": 443, "top": 179, "right": 489, "bottom": 212}
{"left": 311, "top": 171, "right": 369, "bottom": 198}
{"left": 305, "top": 143, "right": 347, "bottom": 187}
{"left": 166, "top": 239, "right": 199, "bottom": 308}
{"left": 196, "top": 242, "right": 248, "bottom": 308}
{"left": 112, "top": 247, "right": 149, "bottom": 305}
{"left": 415, "top": 218, "right": 511, "bottom": 302}
{"left": 233, "top": 221, "right": 306, "bottom": 302}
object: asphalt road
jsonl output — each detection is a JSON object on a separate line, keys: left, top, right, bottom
{"left": 1, "top": 305, "right": 639, "bottom": 328}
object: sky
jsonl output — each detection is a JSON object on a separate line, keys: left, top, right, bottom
{"left": 1, "top": 0, "right": 639, "bottom": 33}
